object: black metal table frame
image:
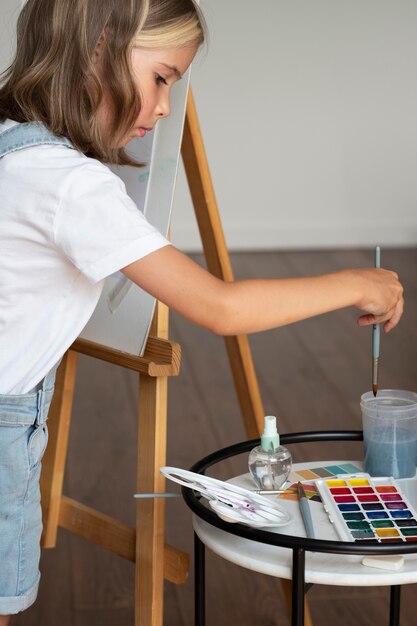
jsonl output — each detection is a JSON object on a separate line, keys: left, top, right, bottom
{"left": 182, "top": 430, "right": 417, "bottom": 626}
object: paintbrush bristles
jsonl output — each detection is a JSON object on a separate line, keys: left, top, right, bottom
{"left": 372, "top": 356, "right": 379, "bottom": 397}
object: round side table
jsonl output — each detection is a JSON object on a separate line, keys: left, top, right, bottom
{"left": 182, "top": 430, "right": 417, "bottom": 626}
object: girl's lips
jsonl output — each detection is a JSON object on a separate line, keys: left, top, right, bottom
{"left": 137, "top": 127, "right": 153, "bottom": 137}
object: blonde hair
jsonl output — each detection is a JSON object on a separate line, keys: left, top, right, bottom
{"left": 0, "top": 0, "right": 205, "bottom": 165}
{"left": 135, "top": 0, "right": 205, "bottom": 49}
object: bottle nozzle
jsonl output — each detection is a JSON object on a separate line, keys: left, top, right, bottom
{"left": 261, "top": 415, "right": 280, "bottom": 452}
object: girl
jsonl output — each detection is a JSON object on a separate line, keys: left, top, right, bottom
{"left": 0, "top": 0, "right": 403, "bottom": 622}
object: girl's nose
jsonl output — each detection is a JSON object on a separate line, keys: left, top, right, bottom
{"left": 156, "top": 94, "right": 170, "bottom": 119}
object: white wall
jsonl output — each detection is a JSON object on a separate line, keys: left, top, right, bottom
{"left": 0, "top": 0, "right": 19, "bottom": 72}
{"left": 171, "top": 0, "right": 417, "bottom": 251}
{"left": 2, "top": 1, "right": 417, "bottom": 251}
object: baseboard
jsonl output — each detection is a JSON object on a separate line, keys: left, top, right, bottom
{"left": 170, "top": 220, "right": 417, "bottom": 253}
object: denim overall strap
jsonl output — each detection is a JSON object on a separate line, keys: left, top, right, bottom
{"left": 0, "top": 121, "right": 74, "bottom": 157}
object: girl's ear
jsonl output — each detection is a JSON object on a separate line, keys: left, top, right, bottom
{"left": 92, "top": 31, "right": 106, "bottom": 64}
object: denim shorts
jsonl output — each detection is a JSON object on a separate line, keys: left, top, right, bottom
{"left": 0, "top": 366, "right": 57, "bottom": 615}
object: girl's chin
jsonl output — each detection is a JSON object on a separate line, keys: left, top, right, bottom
{"left": 117, "top": 135, "right": 136, "bottom": 148}
{"left": 119, "top": 130, "right": 146, "bottom": 147}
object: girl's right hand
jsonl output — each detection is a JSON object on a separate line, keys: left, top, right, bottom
{"left": 353, "top": 268, "right": 404, "bottom": 332}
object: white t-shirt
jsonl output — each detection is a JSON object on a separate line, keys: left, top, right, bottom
{"left": 0, "top": 120, "right": 170, "bottom": 394}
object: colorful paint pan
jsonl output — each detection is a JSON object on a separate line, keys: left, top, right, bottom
{"left": 380, "top": 493, "right": 402, "bottom": 502}
{"left": 370, "top": 520, "right": 394, "bottom": 528}
{"left": 386, "top": 502, "right": 407, "bottom": 510}
{"left": 316, "top": 473, "right": 417, "bottom": 543}
{"left": 351, "top": 530, "right": 374, "bottom": 539}
{"left": 362, "top": 502, "right": 384, "bottom": 511}
{"left": 348, "top": 478, "right": 369, "bottom": 486}
{"left": 338, "top": 503, "right": 360, "bottom": 512}
{"left": 357, "top": 494, "right": 379, "bottom": 502}
{"left": 327, "top": 479, "right": 348, "bottom": 487}
{"left": 290, "top": 463, "right": 362, "bottom": 484}
{"left": 376, "top": 486, "right": 397, "bottom": 493}
{"left": 342, "top": 512, "right": 365, "bottom": 521}
{"left": 366, "top": 511, "right": 389, "bottom": 520}
{"left": 334, "top": 495, "right": 355, "bottom": 503}
{"left": 391, "top": 510, "right": 413, "bottom": 519}
{"left": 375, "top": 528, "right": 400, "bottom": 538}
{"left": 352, "top": 486, "right": 374, "bottom": 494}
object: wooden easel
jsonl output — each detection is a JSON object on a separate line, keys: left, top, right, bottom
{"left": 181, "top": 90, "right": 313, "bottom": 626}
{"left": 40, "top": 87, "right": 312, "bottom": 626}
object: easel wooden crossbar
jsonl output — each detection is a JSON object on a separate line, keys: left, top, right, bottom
{"left": 40, "top": 87, "right": 313, "bottom": 626}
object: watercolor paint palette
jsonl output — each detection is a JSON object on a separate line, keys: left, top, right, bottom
{"left": 316, "top": 473, "right": 417, "bottom": 543}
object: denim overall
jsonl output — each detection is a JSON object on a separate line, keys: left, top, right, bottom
{"left": 0, "top": 122, "right": 74, "bottom": 614}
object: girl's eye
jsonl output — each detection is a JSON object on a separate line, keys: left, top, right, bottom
{"left": 155, "top": 74, "right": 168, "bottom": 86}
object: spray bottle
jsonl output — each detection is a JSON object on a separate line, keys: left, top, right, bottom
{"left": 248, "top": 415, "right": 292, "bottom": 490}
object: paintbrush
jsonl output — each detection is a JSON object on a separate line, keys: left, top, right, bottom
{"left": 372, "top": 245, "right": 381, "bottom": 397}
{"left": 297, "top": 482, "right": 315, "bottom": 538}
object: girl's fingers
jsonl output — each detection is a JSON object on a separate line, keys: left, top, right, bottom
{"left": 357, "top": 311, "right": 393, "bottom": 326}
{"left": 357, "top": 297, "right": 404, "bottom": 331}
{"left": 383, "top": 297, "right": 404, "bottom": 333}
{"left": 357, "top": 314, "right": 375, "bottom": 326}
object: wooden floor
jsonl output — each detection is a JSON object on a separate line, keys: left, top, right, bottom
{"left": 15, "top": 248, "right": 417, "bottom": 626}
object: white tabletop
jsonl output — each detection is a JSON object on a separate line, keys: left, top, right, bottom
{"left": 193, "top": 461, "right": 417, "bottom": 586}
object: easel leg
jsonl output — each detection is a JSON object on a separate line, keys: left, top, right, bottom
{"left": 41, "top": 350, "right": 78, "bottom": 547}
{"left": 181, "top": 89, "right": 264, "bottom": 439}
{"left": 182, "top": 88, "right": 314, "bottom": 626}
{"left": 40, "top": 299, "right": 184, "bottom": 625}
{"left": 136, "top": 303, "right": 169, "bottom": 626}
